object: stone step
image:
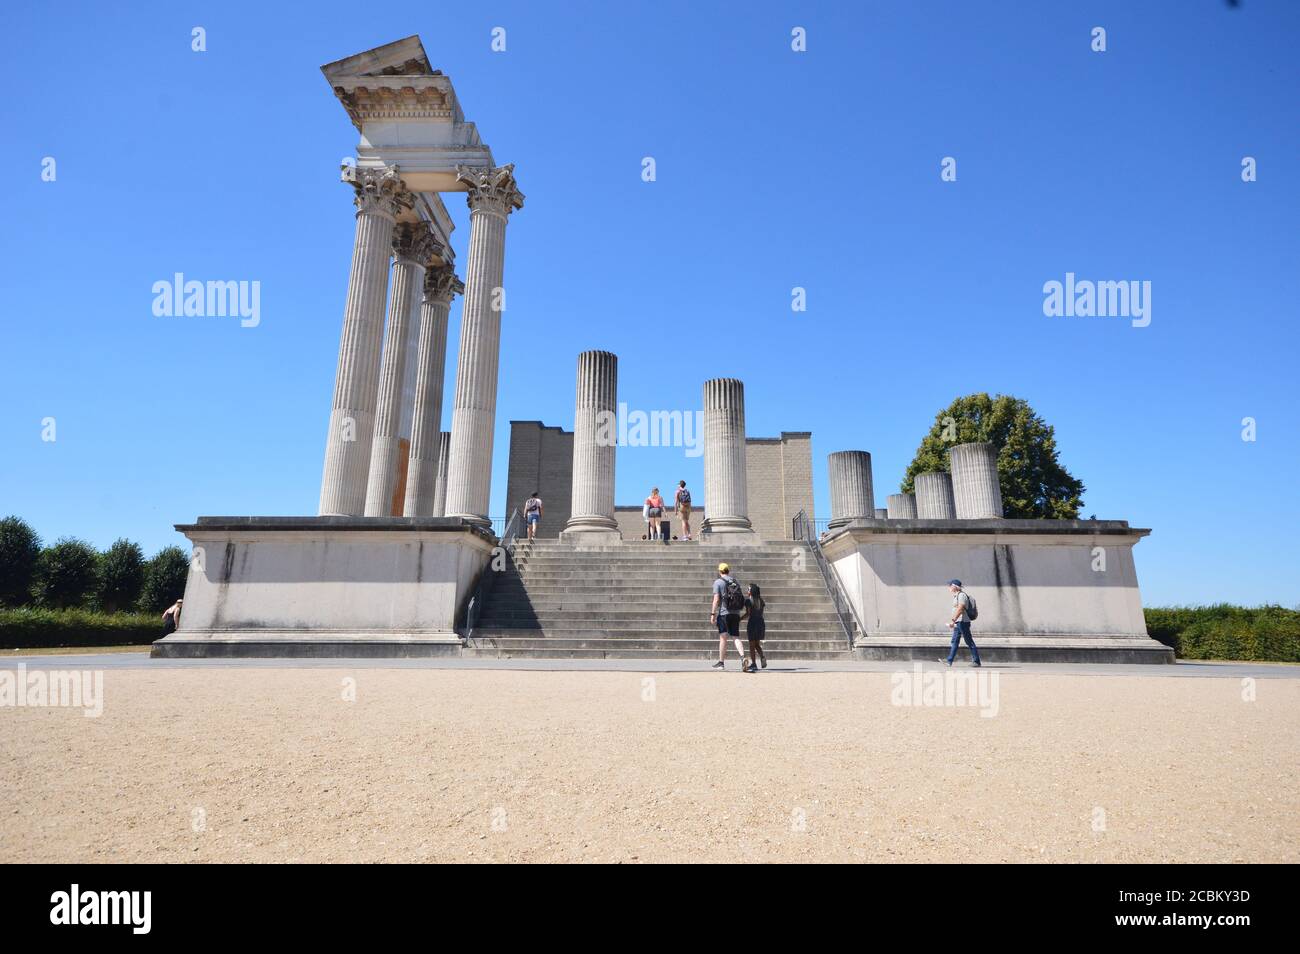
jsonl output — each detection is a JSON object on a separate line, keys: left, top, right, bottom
{"left": 471, "top": 624, "right": 847, "bottom": 638}
{"left": 479, "top": 607, "right": 844, "bottom": 622}
{"left": 465, "top": 644, "right": 850, "bottom": 660}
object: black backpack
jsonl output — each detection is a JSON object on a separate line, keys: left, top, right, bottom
{"left": 678, "top": 487, "right": 691, "bottom": 506}
{"left": 963, "top": 591, "right": 979, "bottom": 621}
{"left": 723, "top": 577, "right": 746, "bottom": 613}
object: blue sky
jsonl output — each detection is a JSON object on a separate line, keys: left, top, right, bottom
{"left": 1, "top": 0, "right": 1296, "bottom": 606}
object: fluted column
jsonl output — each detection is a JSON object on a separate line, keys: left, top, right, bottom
{"left": 432, "top": 431, "right": 451, "bottom": 517}
{"left": 319, "top": 166, "right": 411, "bottom": 516}
{"left": 950, "top": 442, "right": 1004, "bottom": 518}
{"left": 563, "top": 351, "right": 620, "bottom": 539}
{"left": 828, "top": 451, "right": 874, "bottom": 529}
{"left": 364, "top": 224, "right": 439, "bottom": 516}
{"left": 916, "top": 471, "right": 957, "bottom": 519}
{"left": 701, "top": 378, "right": 753, "bottom": 535}
{"left": 886, "top": 493, "right": 918, "bottom": 519}
{"left": 403, "top": 266, "right": 462, "bottom": 516}
{"left": 443, "top": 165, "right": 525, "bottom": 526}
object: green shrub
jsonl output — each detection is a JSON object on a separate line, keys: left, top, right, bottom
{"left": 139, "top": 546, "right": 190, "bottom": 612}
{"left": 0, "top": 516, "right": 41, "bottom": 606}
{"left": 0, "top": 607, "right": 160, "bottom": 649}
{"left": 32, "top": 538, "right": 99, "bottom": 609}
{"left": 98, "top": 538, "right": 146, "bottom": 612}
{"left": 1144, "top": 604, "right": 1300, "bottom": 662}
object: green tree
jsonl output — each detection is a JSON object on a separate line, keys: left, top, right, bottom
{"left": 901, "top": 393, "right": 1085, "bottom": 519}
{"left": 0, "top": 516, "right": 42, "bottom": 606}
{"left": 98, "top": 538, "right": 146, "bottom": 612}
{"left": 33, "top": 537, "right": 100, "bottom": 608}
{"left": 139, "top": 546, "right": 190, "bottom": 612}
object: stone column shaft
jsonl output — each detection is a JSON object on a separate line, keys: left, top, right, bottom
{"left": 702, "top": 378, "right": 753, "bottom": 534}
{"left": 365, "top": 223, "right": 437, "bottom": 516}
{"left": 404, "top": 267, "right": 461, "bottom": 516}
{"left": 444, "top": 165, "right": 524, "bottom": 526}
{"left": 950, "top": 442, "right": 1004, "bottom": 518}
{"left": 828, "top": 451, "right": 874, "bottom": 528}
{"left": 564, "top": 351, "right": 619, "bottom": 537}
{"left": 915, "top": 471, "right": 957, "bottom": 519}
{"left": 319, "top": 166, "right": 410, "bottom": 516}
{"left": 432, "top": 431, "right": 451, "bottom": 517}
{"left": 886, "top": 493, "right": 918, "bottom": 519}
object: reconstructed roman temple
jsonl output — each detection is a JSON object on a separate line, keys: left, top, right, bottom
{"left": 152, "top": 36, "right": 1172, "bottom": 663}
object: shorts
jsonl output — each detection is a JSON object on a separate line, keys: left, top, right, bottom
{"left": 647, "top": 507, "right": 663, "bottom": 518}
{"left": 527, "top": 513, "right": 539, "bottom": 525}
{"left": 716, "top": 614, "right": 740, "bottom": 637}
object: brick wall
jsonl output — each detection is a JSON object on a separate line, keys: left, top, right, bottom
{"left": 505, "top": 421, "right": 573, "bottom": 537}
{"left": 744, "top": 432, "right": 813, "bottom": 539}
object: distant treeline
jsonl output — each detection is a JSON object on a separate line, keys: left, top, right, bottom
{"left": 1145, "top": 605, "right": 1299, "bottom": 663}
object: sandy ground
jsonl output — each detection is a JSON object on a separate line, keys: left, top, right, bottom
{"left": 2, "top": 667, "right": 1296, "bottom": 863}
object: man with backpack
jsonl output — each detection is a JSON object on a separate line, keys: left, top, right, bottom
{"left": 674, "top": 480, "right": 693, "bottom": 540}
{"left": 710, "top": 562, "right": 748, "bottom": 670}
{"left": 941, "top": 579, "right": 981, "bottom": 667}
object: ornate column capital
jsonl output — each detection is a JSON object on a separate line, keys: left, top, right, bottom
{"left": 342, "top": 163, "right": 413, "bottom": 220}
{"left": 423, "top": 264, "right": 464, "bottom": 304}
{"left": 456, "top": 164, "right": 525, "bottom": 218}
{"left": 392, "top": 222, "right": 442, "bottom": 265}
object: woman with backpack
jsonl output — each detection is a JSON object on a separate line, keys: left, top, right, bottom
{"left": 645, "top": 487, "right": 665, "bottom": 540}
{"left": 674, "top": 480, "right": 693, "bottom": 540}
{"left": 742, "top": 583, "right": 767, "bottom": 672}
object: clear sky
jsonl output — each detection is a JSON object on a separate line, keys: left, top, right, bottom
{"left": 1, "top": 1, "right": 1296, "bottom": 606}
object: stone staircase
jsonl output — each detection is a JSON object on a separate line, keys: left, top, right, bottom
{"left": 467, "top": 538, "right": 855, "bottom": 659}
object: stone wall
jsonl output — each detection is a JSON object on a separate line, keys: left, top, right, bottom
{"left": 745, "top": 432, "right": 813, "bottom": 540}
{"left": 504, "top": 421, "right": 573, "bottom": 537}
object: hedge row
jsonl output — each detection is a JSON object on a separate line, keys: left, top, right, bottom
{"left": 1144, "top": 604, "right": 1300, "bottom": 662}
{"left": 0, "top": 607, "right": 162, "bottom": 649}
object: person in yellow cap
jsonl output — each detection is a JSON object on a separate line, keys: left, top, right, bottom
{"left": 710, "top": 562, "right": 747, "bottom": 669}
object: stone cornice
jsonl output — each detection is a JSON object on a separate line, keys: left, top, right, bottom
{"left": 457, "top": 164, "right": 525, "bottom": 218}
{"left": 342, "top": 164, "right": 412, "bottom": 220}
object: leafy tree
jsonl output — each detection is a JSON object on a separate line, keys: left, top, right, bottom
{"left": 0, "top": 516, "right": 42, "bottom": 606}
{"left": 33, "top": 537, "right": 100, "bottom": 608}
{"left": 901, "top": 393, "right": 1085, "bottom": 519}
{"left": 98, "top": 538, "right": 146, "bottom": 612}
{"left": 139, "top": 546, "right": 191, "bottom": 612}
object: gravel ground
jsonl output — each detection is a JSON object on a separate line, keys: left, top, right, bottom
{"left": 2, "top": 667, "right": 1295, "bottom": 863}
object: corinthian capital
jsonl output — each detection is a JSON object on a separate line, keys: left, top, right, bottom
{"left": 456, "top": 164, "right": 525, "bottom": 218}
{"left": 392, "top": 222, "right": 443, "bottom": 265}
{"left": 423, "top": 264, "right": 464, "bottom": 304}
{"left": 342, "top": 163, "right": 413, "bottom": 219}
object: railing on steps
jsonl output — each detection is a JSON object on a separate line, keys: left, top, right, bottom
{"left": 792, "top": 509, "right": 863, "bottom": 651}
{"left": 462, "top": 507, "right": 521, "bottom": 642}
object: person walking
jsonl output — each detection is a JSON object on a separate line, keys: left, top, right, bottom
{"left": 524, "top": 491, "right": 543, "bottom": 540}
{"left": 742, "top": 583, "right": 767, "bottom": 672}
{"left": 674, "top": 480, "right": 693, "bottom": 540}
{"left": 710, "top": 562, "right": 748, "bottom": 670}
{"left": 645, "top": 487, "right": 665, "bottom": 540}
{"left": 941, "top": 579, "right": 981, "bottom": 667}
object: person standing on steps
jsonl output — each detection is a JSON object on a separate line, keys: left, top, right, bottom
{"left": 742, "top": 583, "right": 767, "bottom": 672}
{"left": 524, "top": 491, "right": 543, "bottom": 541}
{"left": 674, "top": 480, "right": 693, "bottom": 540}
{"left": 940, "top": 579, "right": 981, "bottom": 667}
{"left": 645, "top": 487, "right": 665, "bottom": 540}
{"left": 710, "top": 562, "right": 748, "bottom": 670}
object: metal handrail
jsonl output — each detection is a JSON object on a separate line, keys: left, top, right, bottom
{"left": 792, "top": 509, "right": 863, "bottom": 650}
{"left": 463, "top": 507, "right": 522, "bottom": 640}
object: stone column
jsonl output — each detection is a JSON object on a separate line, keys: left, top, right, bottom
{"left": 886, "top": 493, "right": 918, "bottom": 519}
{"left": 874, "top": 508, "right": 889, "bottom": 519}
{"left": 364, "top": 224, "right": 439, "bottom": 516}
{"left": 701, "top": 378, "right": 753, "bottom": 536}
{"left": 827, "top": 451, "right": 874, "bottom": 529}
{"left": 950, "top": 442, "right": 1004, "bottom": 518}
{"left": 915, "top": 471, "right": 957, "bottom": 519}
{"left": 403, "top": 265, "right": 462, "bottom": 516}
{"left": 432, "top": 431, "right": 451, "bottom": 517}
{"left": 443, "top": 165, "right": 525, "bottom": 526}
{"left": 319, "top": 165, "right": 411, "bottom": 516}
{"left": 562, "top": 351, "right": 620, "bottom": 540}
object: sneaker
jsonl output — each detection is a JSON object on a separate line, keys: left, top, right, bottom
{"left": 711, "top": 661, "right": 724, "bottom": 670}
{"left": 971, "top": 661, "right": 982, "bottom": 667}
{"left": 938, "top": 658, "right": 952, "bottom": 667}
